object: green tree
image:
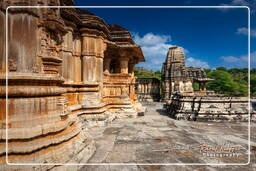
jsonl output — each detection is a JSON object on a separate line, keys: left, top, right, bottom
{"left": 193, "top": 82, "right": 199, "bottom": 91}
{"left": 155, "top": 70, "right": 161, "bottom": 74}
{"left": 204, "top": 68, "right": 212, "bottom": 74}
{"left": 251, "top": 68, "right": 256, "bottom": 74}
{"left": 206, "top": 70, "right": 240, "bottom": 96}
{"left": 251, "top": 74, "right": 256, "bottom": 97}
{"left": 216, "top": 67, "right": 227, "bottom": 71}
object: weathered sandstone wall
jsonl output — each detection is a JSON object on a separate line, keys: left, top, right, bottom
{"left": 0, "top": 0, "right": 145, "bottom": 169}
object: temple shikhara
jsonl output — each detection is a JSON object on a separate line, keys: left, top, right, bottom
{"left": 0, "top": 0, "right": 144, "bottom": 169}
{"left": 161, "top": 46, "right": 213, "bottom": 101}
{"left": 162, "top": 46, "right": 251, "bottom": 121}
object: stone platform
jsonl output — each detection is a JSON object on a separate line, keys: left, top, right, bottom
{"left": 166, "top": 95, "right": 255, "bottom": 121}
{"left": 78, "top": 102, "right": 255, "bottom": 171}
{"left": 2, "top": 102, "right": 256, "bottom": 170}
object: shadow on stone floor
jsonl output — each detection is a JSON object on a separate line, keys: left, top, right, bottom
{"left": 155, "top": 109, "right": 169, "bottom": 117}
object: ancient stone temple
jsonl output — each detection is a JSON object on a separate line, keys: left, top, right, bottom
{"left": 161, "top": 46, "right": 213, "bottom": 101}
{"left": 162, "top": 47, "right": 255, "bottom": 121}
{"left": 0, "top": 0, "right": 144, "bottom": 169}
{"left": 135, "top": 78, "right": 161, "bottom": 102}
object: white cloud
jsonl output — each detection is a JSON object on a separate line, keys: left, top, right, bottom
{"left": 221, "top": 55, "right": 241, "bottom": 63}
{"left": 253, "top": 52, "right": 256, "bottom": 67}
{"left": 229, "top": 0, "right": 250, "bottom": 5}
{"left": 236, "top": 27, "right": 256, "bottom": 37}
{"left": 185, "top": 57, "right": 210, "bottom": 69}
{"left": 220, "top": 51, "right": 256, "bottom": 68}
{"left": 133, "top": 33, "right": 173, "bottom": 70}
{"left": 220, "top": 0, "right": 249, "bottom": 6}
{"left": 219, "top": 0, "right": 256, "bottom": 13}
{"left": 134, "top": 33, "right": 171, "bottom": 46}
{"left": 134, "top": 32, "right": 211, "bottom": 70}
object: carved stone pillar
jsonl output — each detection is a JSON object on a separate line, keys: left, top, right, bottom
{"left": 145, "top": 83, "right": 148, "bottom": 95}
{"left": 104, "top": 57, "right": 111, "bottom": 74}
{"left": 138, "top": 84, "right": 141, "bottom": 93}
{"left": 81, "top": 35, "right": 106, "bottom": 84}
{"left": 148, "top": 83, "right": 152, "bottom": 94}
{"left": 141, "top": 84, "right": 144, "bottom": 94}
{"left": 68, "top": 52, "right": 74, "bottom": 83}
{"left": 120, "top": 58, "right": 129, "bottom": 74}
{"left": 73, "top": 35, "right": 82, "bottom": 83}
{"left": 0, "top": 10, "right": 5, "bottom": 72}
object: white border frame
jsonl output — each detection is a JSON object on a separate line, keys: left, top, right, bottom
{"left": 5, "top": 6, "right": 251, "bottom": 166}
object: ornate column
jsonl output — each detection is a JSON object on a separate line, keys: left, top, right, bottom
{"left": 103, "top": 57, "right": 111, "bottom": 74}
{"left": 138, "top": 84, "right": 141, "bottom": 94}
{"left": 141, "top": 84, "right": 145, "bottom": 94}
{"left": 148, "top": 82, "right": 152, "bottom": 94}
{"left": 81, "top": 34, "right": 106, "bottom": 84}
{"left": 80, "top": 31, "right": 106, "bottom": 108}
{"left": 120, "top": 58, "right": 129, "bottom": 74}
{"left": 145, "top": 83, "right": 148, "bottom": 95}
{"left": 73, "top": 33, "right": 82, "bottom": 83}
{"left": 0, "top": 10, "right": 5, "bottom": 73}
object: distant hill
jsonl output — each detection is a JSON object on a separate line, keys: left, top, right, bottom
{"left": 134, "top": 67, "right": 161, "bottom": 80}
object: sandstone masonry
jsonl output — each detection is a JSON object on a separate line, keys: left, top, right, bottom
{"left": 162, "top": 46, "right": 255, "bottom": 121}
{"left": 0, "top": 0, "right": 144, "bottom": 169}
{"left": 161, "top": 46, "right": 213, "bottom": 101}
{"left": 135, "top": 78, "right": 161, "bottom": 102}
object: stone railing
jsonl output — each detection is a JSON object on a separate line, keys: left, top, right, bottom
{"left": 165, "top": 94, "right": 255, "bottom": 121}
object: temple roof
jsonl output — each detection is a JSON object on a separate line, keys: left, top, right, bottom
{"left": 108, "top": 24, "right": 128, "bottom": 32}
{"left": 78, "top": 9, "right": 96, "bottom": 16}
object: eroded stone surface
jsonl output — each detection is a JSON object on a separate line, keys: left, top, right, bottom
{"left": 80, "top": 102, "right": 256, "bottom": 171}
{"left": 0, "top": 0, "right": 145, "bottom": 168}
{"left": 166, "top": 95, "right": 255, "bottom": 121}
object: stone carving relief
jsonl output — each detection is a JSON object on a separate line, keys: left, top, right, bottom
{"left": 39, "top": 28, "right": 63, "bottom": 74}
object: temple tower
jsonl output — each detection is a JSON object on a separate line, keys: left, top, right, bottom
{"left": 162, "top": 46, "right": 212, "bottom": 101}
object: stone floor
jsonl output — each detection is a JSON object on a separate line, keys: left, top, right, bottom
{"left": 80, "top": 102, "right": 256, "bottom": 171}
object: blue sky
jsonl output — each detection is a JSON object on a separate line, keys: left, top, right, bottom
{"left": 75, "top": 0, "right": 256, "bottom": 70}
